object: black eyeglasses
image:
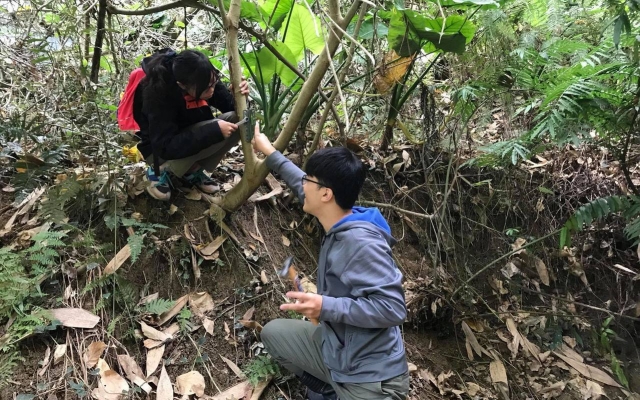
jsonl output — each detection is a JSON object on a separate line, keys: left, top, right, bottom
{"left": 301, "top": 175, "right": 328, "bottom": 188}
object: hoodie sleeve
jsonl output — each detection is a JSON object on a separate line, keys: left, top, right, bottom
{"left": 145, "top": 96, "right": 226, "bottom": 160}
{"left": 319, "top": 234, "right": 406, "bottom": 328}
{"left": 208, "top": 81, "right": 235, "bottom": 113}
{"left": 266, "top": 151, "right": 305, "bottom": 204}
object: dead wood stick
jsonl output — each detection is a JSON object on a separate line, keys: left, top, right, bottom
{"left": 358, "top": 200, "right": 435, "bottom": 220}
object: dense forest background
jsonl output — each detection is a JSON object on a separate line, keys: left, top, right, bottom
{"left": 1, "top": 0, "right": 640, "bottom": 398}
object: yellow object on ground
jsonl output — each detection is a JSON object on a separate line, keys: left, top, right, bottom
{"left": 122, "top": 145, "right": 143, "bottom": 163}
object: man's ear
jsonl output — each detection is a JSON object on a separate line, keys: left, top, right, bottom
{"left": 321, "top": 187, "right": 334, "bottom": 204}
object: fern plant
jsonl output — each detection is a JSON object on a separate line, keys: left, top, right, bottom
{"left": 559, "top": 195, "right": 640, "bottom": 248}
{"left": 143, "top": 298, "right": 175, "bottom": 315}
{"left": 104, "top": 215, "right": 167, "bottom": 263}
{"left": 244, "top": 355, "right": 282, "bottom": 385}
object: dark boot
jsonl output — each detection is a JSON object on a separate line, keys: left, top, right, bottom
{"left": 299, "top": 372, "right": 337, "bottom": 400}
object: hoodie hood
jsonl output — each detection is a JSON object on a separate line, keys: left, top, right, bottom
{"left": 330, "top": 207, "right": 395, "bottom": 245}
{"left": 140, "top": 48, "right": 176, "bottom": 75}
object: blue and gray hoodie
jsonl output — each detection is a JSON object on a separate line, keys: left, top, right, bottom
{"left": 267, "top": 151, "right": 408, "bottom": 384}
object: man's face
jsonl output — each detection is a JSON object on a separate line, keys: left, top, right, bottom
{"left": 301, "top": 175, "right": 328, "bottom": 216}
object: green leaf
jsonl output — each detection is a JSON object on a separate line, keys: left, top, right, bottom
{"left": 388, "top": 12, "right": 422, "bottom": 57}
{"left": 348, "top": 19, "right": 389, "bottom": 39}
{"left": 16, "top": 395, "right": 35, "bottom": 400}
{"left": 538, "top": 186, "right": 554, "bottom": 194}
{"left": 241, "top": 42, "right": 299, "bottom": 87}
{"left": 175, "top": 20, "right": 185, "bottom": 28}
{"left": 43, "top": 13, "right": 60, "bottom": 24}
{"left": 613, "top": 17, "right": 622, "bottom": 48}
{"left": 259, "top": 0, "right": 294, "bottom": 30}
{"left": 280, "top": 4, "right": 325, "bottom": 61}
{"left": 424, "top": 0, "right": 498, "bottom": 7}
{"left": 99, "top": 56, "right": 112, "bottom": 73}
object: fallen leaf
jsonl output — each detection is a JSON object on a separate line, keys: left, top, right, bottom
{"left": 84, "top": 341, "right": 107, "bottom": 368}
{"left": 204, "top": 381, "right": 252, "bottom": 400}
{"left": 157, "top": 295, "right": 189, "bottom": 325}
{"left": 532, "top": 256, "right": 550, "bottom": 285}
{"left": 563, "top": 336, "right": 577, "bottom": 348}
{"left": 185, "top": 189, "right": 202, "bottom": 201}
{"left": 37, "top": 346, "right": 52, "bottom": 377}
{"left": 143, "top": 339, "right": 163, "bottom": 349}
{"left": 240, "top": 319, "right": 263, "bottom": 332}
{"left": 146, "top": 345, "right": 165, "bottom": 377}
{"left": 539, "top": 381, "right": 565, "bottom": 397}
{"left": 157, "top": 365, "right": 173, "bottom": 400}
{"left": 490, "top": 360, "right": 509, "bottom": 400}
{"left": 203, "top": 318, "right": 214, "bottom": 335}
{"left": 582, "top": 380, "right": 604, "bottom": 400}
{"left": 464, "top": 319, "right": 485, "bottom": 333}
{"left": 560, "top": 344, "right": 584, "bottom": 363}
{"left": 117, "top": 354, "right": 150, "bottom": 392}
{"left": 164, "top": 323, "right": 180, "bottom": 336}
{"left": 465, "top": 382, "right": 481, "bottom": 397}
{"left": 461, "top": 321, "right": 488, "bottom": 358}
{"left": 553, "top": 351, "right": 621, "bottom": 387}
{"left": 189, "top": 292, "right": 215, "bottom": 316}
{"left": 282, "top": 235, "right": 290, "bottom": 247}
{"left": 49, "top": 308, "right": 100, "bottom": 329}
{"left": 198, "top": 236, "right": 227, "bottom": 260}
{"left": 168, "top": 204, "right": 178, "bottom": 215}
{"left": 242, "top": 306, "right": 255, "bottom": 321}
{"left": 249, "top": 376, "right": 272, "bottom": 400}
{"left": 408, "top": 363, "right": 418, "bottom": 373}
{"left": 260, "top": 271, "right": 269, "bottom": 284}
{"left": 53, "top": 344, "right": 66, "bottom": 365}
{"left": 104, "top": 245, "right": 132, "bottom": 275}
{"left": 221, "top": 356, "right": 247, "bottom": 379}
{"left": 140, "top": 321, "right": 170, "bottom": 341}
{"left": 176, "top": 371, "right": 206, "bottom": 397}
{"left": 137, "top": 293, "right": 159, "bottom": 306}
{"left": 224, "top": 321, "right": 237, "bottom": 346}
{"left": 300, "top": 277, "right": 317, "bottom": 294}
{"left": 96, "top": 358, "right": 129, "bottom": 396}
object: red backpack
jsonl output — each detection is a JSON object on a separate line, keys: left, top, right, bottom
{"left": 117, "top": 68, "right": 146, "bottom": 132}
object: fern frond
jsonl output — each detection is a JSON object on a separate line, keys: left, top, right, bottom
{"left": 560, "top": 195, "right": 635, "bottom": 248}
{"left": 143, "top": 298, "right": 175, "bottom": 315}
{"left": 127, "top": 234, "right": 144, "bottom": 264}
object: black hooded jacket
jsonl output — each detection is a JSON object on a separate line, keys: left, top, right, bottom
{"left": 132, "top": 54, "right": 236, "bottom": 161}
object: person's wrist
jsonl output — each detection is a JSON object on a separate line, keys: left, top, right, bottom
{"left": 262, "top": 146, "right": 276, "bottom": 156}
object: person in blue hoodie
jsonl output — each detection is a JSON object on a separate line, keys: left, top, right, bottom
{"left": 251, "top": 123, "right": 409, "bottom": 400}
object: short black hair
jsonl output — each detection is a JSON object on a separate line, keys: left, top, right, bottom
{"left": 172, "top": 50, "right": 217, "bottom": 100}
{"left": 305, "top": 147, "right": 365, "bottom": 210}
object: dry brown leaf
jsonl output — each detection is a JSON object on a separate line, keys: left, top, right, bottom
{"left": 117, "top": 354, "right": 150, "bottom": 392}
{"left": 204, "top": 380, "right": 252, "bottom": 400}
{"left": 140, "top": 321, "right": 170, "bottom": 341}
{"left": 465, "top": 382, "right": 481, "bottom": 397}
{"left": 53, "top": 343, "right": 66, "bottom": 365}
{"left": 512, "top": 238, "right": 527, "bottom": 254}
{"left": 461, "top": 321, "right": 488, "bottom": 358}
{"left": 560, "top": 343, "right": 584, "bottom": 363}
{"left": 143, "top": 339, "right": 163, "bottom": 349}
{"left": 553, "top": 351, "right": 621, "bottom": 387}
{"left": 37, "top": 346, "right": 51, "bottom": 377}
{"left": 239, "top": 320, "right": 263, "bottom": 332}
{"left": 176, "top": 371, "right": 206, "bottom": 397}
{"left": 137, "top": 293, "right": 159, "bottom": 306}
{"left": 221, "top": 356, "right": 247, "bottom": 379}
{"left": 49, "top": 308, "right": 100, "bottom": 329}
{"left": 189, "top": 292, "right": 215, "bottom": 316}
{"left": 242, "top": 306, "right": 255, "bottom": 321}
{"left": 185, "top": 189, "right": 202, "bottom": 201}
{"left": 563, "top": 336, "right": 577, "bottom": 348}
{"left": 164, "top": 323, "right": 180, "bottom": 337}
{"left": 146, "top": 345, "right": 164, "bottom": 377}
{"left": 260, "top": 271, "right": 269, "bottom": 284}
{"left": 464, "top": 319, "right": 485, "bottom": 333}
{"left": 168, "top": 204, "right": 178, "bottom": 215}
{"left": 0, "top": 187, "right": 45, "bottom": 237}
{"left": 224, "top": 321, "right": 237, "bottom": 346}
{"left": 373, "top": 51, "right": 414, "bottom": 94}
{"left": 157, "top": 365, "right": 173, "bottom": 400}
{"left": 104, "top": 245, "right": 132, "bottom": 275}
{"left": 282, "top": 235, "right": 290, "bottom": 247}
{"left": 407, "top": 363, "right": 418, "bottom": 373}
{"left": 490, "top": 360, "right": 509, "bottom": 400}
{"left": 539, "top": 381, "right": 566, "bottom": 397}
{"left": 157, "top": 295, "right": 188, "bottom": 325}
{"left": 203, "top": 318, "right": 214, "bottom": 335}
{"left": 199, "top": 236, "right": 227, "bottom": 259}
{"left": 300, "top": 277, "right": 317, "bottom": 294}
{"left": 249, "top": 376, "right": 272, "bottom": 400}
{"left": 532, "top": 256, "right": 550, "bottom": 286}
{"left": 96, "top": 358, "right": 129, "bottom": 396}
{"left": 84, "top": 341, "right": 107, "bottom": 368}
{"left": 582, "top": 380, "right": 604, "bottom": 400}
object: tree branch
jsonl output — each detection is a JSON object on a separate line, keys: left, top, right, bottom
{"left": 107, "top": 0, "right": 193, "bottom": 15}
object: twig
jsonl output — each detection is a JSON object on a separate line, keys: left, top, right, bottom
{"left": 358, "top": 200, "right": 435, "bottom": 220}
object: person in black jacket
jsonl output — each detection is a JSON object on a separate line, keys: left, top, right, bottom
{"left": 133, "top": 49, "right": 249, "bottom": 201}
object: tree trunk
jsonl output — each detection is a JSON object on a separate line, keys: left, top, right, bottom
{"left": 219, "top": 0, "right": 364, "bottom": 211}
{"left": 89, "top": 0, "right": 107, "bottom": 83}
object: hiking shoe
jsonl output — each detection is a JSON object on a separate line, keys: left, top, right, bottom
{"left": 306, "top": 389, "right": 337, "bottom": 400}
{"left": 183, "top": 168, "right": 219, "bottom": 194}
{"left": 144, "top": 167, "right": 172, "bottom": 201}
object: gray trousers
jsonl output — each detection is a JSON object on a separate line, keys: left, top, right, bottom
{"left": 146, "top": 112, "right": 240, "bottom": 177}
{"left": 261, "top": 319, "right": 410, "bottom": 400}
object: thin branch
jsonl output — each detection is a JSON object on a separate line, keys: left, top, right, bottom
{"left": 358, "top": 200, "right": 435, "bottom": 220}
{"left": 107, "top": 0, "right": 193, "bottom": 15}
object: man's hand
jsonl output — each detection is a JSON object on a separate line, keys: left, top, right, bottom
{"left": 251, "top": 122, "right": 276, "bottom": 156}
{"left": 218, "top": 120, "right": 238, "bottom": 138}
{"left": 280, "top": 292, "right": 322, "bottom": 320}
{"left": 230, "top": 79, "right": 250, "bottom": 97}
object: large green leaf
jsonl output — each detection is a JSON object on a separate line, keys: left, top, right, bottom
{"left": 387, "top": 11, "right": 422, "bottom": 57}
{"left": 280, "top": 4, "right": 325, "bottom": 61}
{"left": 423, "top": 0, "right": 499, "bottom": 7}
{"left": 241, "top": 42, "right": 299, "bottom": 87}
{"left": 219, "top": 0, "right": 262, "bottom": 23}
{"left": 259, "top": 0, "right": 294, "bottom": 30}
{"left": 347, "top": 18, "right": 389, "bottom": 39}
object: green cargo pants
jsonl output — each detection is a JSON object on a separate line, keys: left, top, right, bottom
{"left": 145, "top": 111, "right": 239, "bottom": 177}
{"left": 261, "top": 319, "right": 410, "bottom": 400}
